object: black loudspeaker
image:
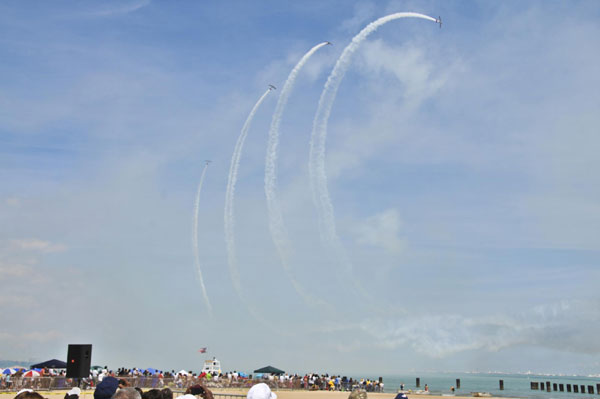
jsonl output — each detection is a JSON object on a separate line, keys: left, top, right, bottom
{"left": 66, "top": 344, "right": 92, "bottom": 378}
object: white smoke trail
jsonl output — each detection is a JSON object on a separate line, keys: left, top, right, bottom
{"left": 192, "top": 161, "right": 212, "bottom": 316}
{"left": 265, "top": 41, "right": 330, "bottom": 307}
{"left": 225, "top": 88, "right": 273, "bottom": 307}
{"left": 308, "top": 12, "right": 438, "bottom": 297}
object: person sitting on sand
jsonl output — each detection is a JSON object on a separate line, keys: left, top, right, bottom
{"left": 15, "top": 390, "right": 44, "bottom": 399}
{"left": 348, "top": 389, "right": 367, "bottom": 399}
{"left": 95, "top": 377, "right": 120, "bottom": 399}
{"left": 113, "top": 387, "right": 141, "bottom": 399}
{"left": 65, "top": 387, "right": 81, "bottom": 399}
{"left": 246, "top": 383, "right": 277, "bottom": 399}
{"left": 142, "top": 389, "right": 162, "bottom": 399}
{"left": 186, "top": 384, "right": 214, "bottom": 399}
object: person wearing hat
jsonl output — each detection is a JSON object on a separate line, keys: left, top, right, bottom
{"left": 94, "top": 376, "right": 119, "bottom": 399}
{"left": 246, "top": 383, "right": 276, "bottom": 399}
{"left": 65, "top": 387, "right": 81, "bottom": 399}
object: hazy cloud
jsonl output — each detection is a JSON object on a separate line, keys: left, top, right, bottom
{"left": 9, "top": 239, "right": 67, "bottom": 253}
{"left": 360, "top": 300, "right": 600, "bottom": 357}
{"left": 84, "top": 0, "right": 150, "bottom": 17}
{"left": 352, "top": 208, "right": 406, "bottom": 253}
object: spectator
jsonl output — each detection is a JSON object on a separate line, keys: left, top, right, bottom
{"left": 246, "top": 383, "right": 277, "bottom": 399}
{"left": 113, "top": 388, "right": 141, "bottom": 399}
{"left": 142, "top": 389, "right": 162, "bottom": 399}
{"left": 95, "top": 376, "right": 120, "bottom": 399}
{"left": 15, "top": 390, "right": 44, "bottom": 399}
{"left": 65, "top": 387, "right": 81, "bottom": 399}
{"left": 187, "top": 385, "right": 214, "bottom": 399}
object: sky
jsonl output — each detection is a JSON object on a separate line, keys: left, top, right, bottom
{"left": 1, "top": 0, "right": 599, "bottom": 376}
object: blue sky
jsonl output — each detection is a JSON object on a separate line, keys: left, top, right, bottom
{"left": 1, "top": 0, "right": 599, "bottom": 376}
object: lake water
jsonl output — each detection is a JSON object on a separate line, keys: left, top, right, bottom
{"left": 368, "top": 372, "right": 600, "bottom": 398}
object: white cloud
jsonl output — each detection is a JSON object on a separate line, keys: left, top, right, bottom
{"left": 358, "top": 300, "right": 600, "bottom": 358}
{"left": 358, "top": 39, "right": 450, "bottom": 110}
{"left": 0, "top": 261, "right": 33, "bottom": 278}
{"left": 9, "top": 239, "right": 67, "bottom": 253}
{"left": 84, "top": 0, "right": 151, "bottom": 17}
{"left": 352, "top": 208, "right": 406, "bottom": 254}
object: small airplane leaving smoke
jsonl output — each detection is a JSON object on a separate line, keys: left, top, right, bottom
{"left": 436, "top": 16, "right": 442, "bottom": 28}
{"left": 205, "top": 160, "right": 211, "bottom": 166}
{"left": 268, "top": 84, "right": 276, "bottom": 90}
{"left": 326, "top": 41, "right": 332, "bottom": 45}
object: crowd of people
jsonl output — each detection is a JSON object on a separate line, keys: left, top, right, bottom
{"left": 261, "top": 373, "right": 384, "bottom": 392}
{"left": 2, "top": 366, "right": 385, "bottom": 394}
{"left": 92, "top": 368, "right": 385, "bottom": 392}
{"left": 10, "top": 380, "right": 280, "bottom": 399}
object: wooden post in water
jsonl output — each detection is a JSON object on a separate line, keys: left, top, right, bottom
{"left": 587, "top": 385, "right": 594, "bottom": 394}
{"left": 553, "top": 383, "right": 558, "bottom": 391}
{"left": 499, "top": 380, "right": 504, "bottom": 390}
{"left": 567, "top": 384, "right": 572, "bottom": 392}
{"left": 574, "top": 384, "right": 579, "bottom": 393}
{"left": 456, "top": 379, "right": 461, "bottom": 389}
{"left": 596, "top": 384, "right": 600, "bottom": 394}
{"left": 559, "top": 384, "right": 564, "bottom": 392}
{"left": 416, "top": 378, "right": 420, "bottom": 388}
{"left": 580, "top": 385, "right": 586, "bottom": 393}
{"left": 531, "top": 382, "right": 538, "bottom": 390}
{"left": 546, "top": 382, "right": 551, "bottom": 392}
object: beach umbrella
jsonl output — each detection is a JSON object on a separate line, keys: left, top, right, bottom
{"left": 177, "top": 370, "right": 189, "bottom": 375}
{"left": 23, "top": 370, "right": 41, "bottom": 377}
{"left": 2, "top": 368, "right": 16, "bottom": 375}
{"left": 253, "top": 366, "right": 284, "bottom": 375}
{"left": 145, "top": 368, "right": 158, "bottom": 375}
{"left": 30, "top": 359, "right": 67, "bottom": 369}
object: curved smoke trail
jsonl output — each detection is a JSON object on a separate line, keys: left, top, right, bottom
{"left": 192, "top": 161, "right": 212, "bottom": 316}
{"left": 265, "top": 41, "right": 330, "bottom": 307}
{"left": 225, "top": 88, "right": 273, "bottom": 308}
{"left": 308, "top": 12, "right": 438, "bottom": 297}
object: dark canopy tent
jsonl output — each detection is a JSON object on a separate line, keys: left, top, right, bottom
{"left": 30, "top": 359, "right": 67, "bottom": 369}
{"left": 253, "top": 366, "right": 285, "bottom": 374}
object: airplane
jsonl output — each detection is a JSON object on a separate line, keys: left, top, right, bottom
{"left": 326, "top": 41, "right": 332, "bottom": 45}
{"left": 268, "top": 84, "right": 276, "bottom": 90}
{"left": 436, "top": 16, "right": 442, "bottom": 28}
{"left": 205, "top": 160, "right": 211, "bottom": 166}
